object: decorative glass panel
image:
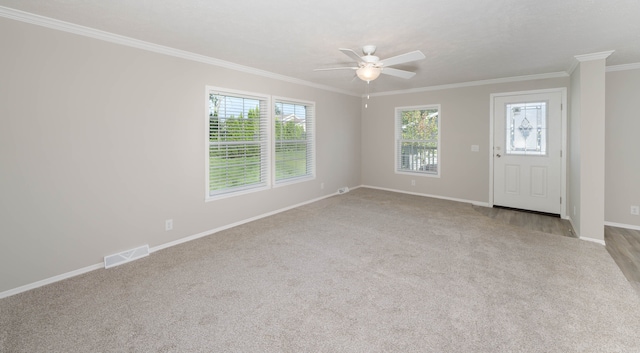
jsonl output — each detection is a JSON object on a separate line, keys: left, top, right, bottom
{"left": 505, "top": 102, "right": 547, "bottom": 155}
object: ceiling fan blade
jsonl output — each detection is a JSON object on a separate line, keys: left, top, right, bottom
{"left": 339, "top": 48, "right": 364, "bottom": 63}
{"left": 380, "top": 50, "right": 426, "bottom": 67}
{"left": 314, "top": 67, "right": 358, "bottom": 71}
{"left": 381, "top": 67, "right": 416, "bottom": 79}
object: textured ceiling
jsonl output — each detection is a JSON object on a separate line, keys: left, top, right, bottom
{"left": 1, "top": 0, "right": 639, "bottom": 95}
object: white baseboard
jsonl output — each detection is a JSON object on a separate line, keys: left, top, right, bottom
{"left": 151, "top": 191, "right": 339, "bottom": 253}
{"left": 360, "top": 184, "right": 490, "bottom": 207}
{"left": 566, "top": 217, "right": 605, "bottom": 245}
{"left": 0, "top": 263, "right": 103, "bottom": 299}
{"left": 567, "top": 216, "right": 579, "bottom": 238}
{"left": 579, "top": 236, "right": 606, "bottom": 246}
{"left": 604, "top": 221, "right": 640, "bottom": 231}
{"left": 0, "top": 191, "right": 343, "bottom": 300}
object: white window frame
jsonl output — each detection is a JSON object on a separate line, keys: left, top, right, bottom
{"left": 272, "top": 96, "right": 316, "bottom": 187}
{"left": 205, "top": 86, "right": 271, "bottom": 201}
{"left": 394, "top": 104, "right": 441, "bottom": 178}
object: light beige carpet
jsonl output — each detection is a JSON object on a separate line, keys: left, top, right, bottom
{"left": 1, "top": 188, "right": 639, "bottom": 352}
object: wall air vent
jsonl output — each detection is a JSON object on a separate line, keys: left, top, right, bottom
{"left": 104, "top": 244, "right": 149, "bottom": 269}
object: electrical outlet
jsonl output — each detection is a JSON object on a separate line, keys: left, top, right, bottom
{"left": 320, "top": 182, "right": 324, "bottom": 190}
{"left": 631, "top": 206, "right": 639, "bottom": 216}
{"left": 165, "top": 219, "right": 173, "bottom": 231}
{"left": 411, "top": 179, "right": 416, "bottom": 186}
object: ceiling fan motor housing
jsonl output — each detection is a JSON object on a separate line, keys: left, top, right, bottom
{"left": 362, "top": 45, "right": 377, "bottom": 55}
{"left": 362, "top": 55, "right": 380, "bottom": 64}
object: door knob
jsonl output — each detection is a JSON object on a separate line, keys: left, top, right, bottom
{"left": 496, "top": 154, "right": 502, "bottom": 158}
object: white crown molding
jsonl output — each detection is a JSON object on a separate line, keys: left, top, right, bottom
{"left": 5, "top": 7, "right": 638, "bottom": 108}
{"left": 366, "top": 71, "right": 569, "bottom": 98}
{"left": 0, "top": 6, "right": 359, "bottom": 97}
{"left": 567, "top": 50, "right": 616, "bottom": 75}
{"left": 574, "top": 50, "right": 615, "bottom": 62}
{"left": 606, "top": 62, "right": 640, "bottom": 72}
{"left": 566, "top": 60, "right": 580, "bottom": 76}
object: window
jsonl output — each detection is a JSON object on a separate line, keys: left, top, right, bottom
{"left": 505, "top": 101, "right": 547, "bottom": 156}
{"left": 207, "top": 88, "right": 270, "bottom": 199}
{"left": 273, "top": 98, "right": 315, "bottom": 184}
{"left": 395, "top": 105, "right": 440, "bottom": 176}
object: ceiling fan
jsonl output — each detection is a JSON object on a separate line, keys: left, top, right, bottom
{"left": 315, "top": 45, "right": 426, "bottom": 82}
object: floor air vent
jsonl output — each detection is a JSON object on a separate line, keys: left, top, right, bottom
{"left": 338, "top": 186, "right": 350, "bottom": 194}
{"left": 104, "top": 244, "right": 149, "bottom": 269}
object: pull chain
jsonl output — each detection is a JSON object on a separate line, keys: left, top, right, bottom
{"left": 365, "top": 81, "right": 370, "bottom": 108}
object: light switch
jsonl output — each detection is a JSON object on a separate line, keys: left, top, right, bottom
{"left": 471, "top": 145, "right": 479, "bottom": 152}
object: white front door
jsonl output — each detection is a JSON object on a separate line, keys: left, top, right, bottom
{"left": 493, "top": 90, "right": 563, "bottom": 215}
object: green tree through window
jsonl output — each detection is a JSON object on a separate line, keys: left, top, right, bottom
{"left": 208, "top": 92, "right": 268, "bottom": 196}
{"left": 396, "top": 106, "right": 440, "bottom": 175}
{"left": 274, "top": 100, "right": 314, "bottom": 182}
{"left": 206, "top": 89, "right": 315, "bottom": 199}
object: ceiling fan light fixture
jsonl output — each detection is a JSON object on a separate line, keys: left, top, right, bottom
{"left": 356, "top": 65, "right": 381, "bottom": 82}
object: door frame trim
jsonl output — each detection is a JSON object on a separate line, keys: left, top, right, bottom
{"left": 489, "top": 87, "right": 568, "bottom": 218}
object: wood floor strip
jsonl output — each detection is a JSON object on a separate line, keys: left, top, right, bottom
{"left": 474, "top": 206, "right": 640, "bottom": 295}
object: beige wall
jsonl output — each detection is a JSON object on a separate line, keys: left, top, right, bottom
{"left": 360, "top": 78, "right": 570, "bottom": 204}
{"left": 0, "top": 18, "right": 361, "bottom": 293}
{"left": 569, "top": 66, "right": 582, "bottom": 235}
{"left": 2, "top": 13, "right": 639, "bottom": 296}
{"left": 568, "top": 59, "right": 607, "bottom": 241}
{"left": 605, "top": 68, "right": 640, "bottom": 227}
{"left": 580, "top": 60, "right": 607, "bottom": 241}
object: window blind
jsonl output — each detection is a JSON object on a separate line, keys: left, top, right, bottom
{"left": 274, "top": 99, "right": 315, "bottom": 184}
{"left": 208, "top": 90, "right": 270, "bottom": 197}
